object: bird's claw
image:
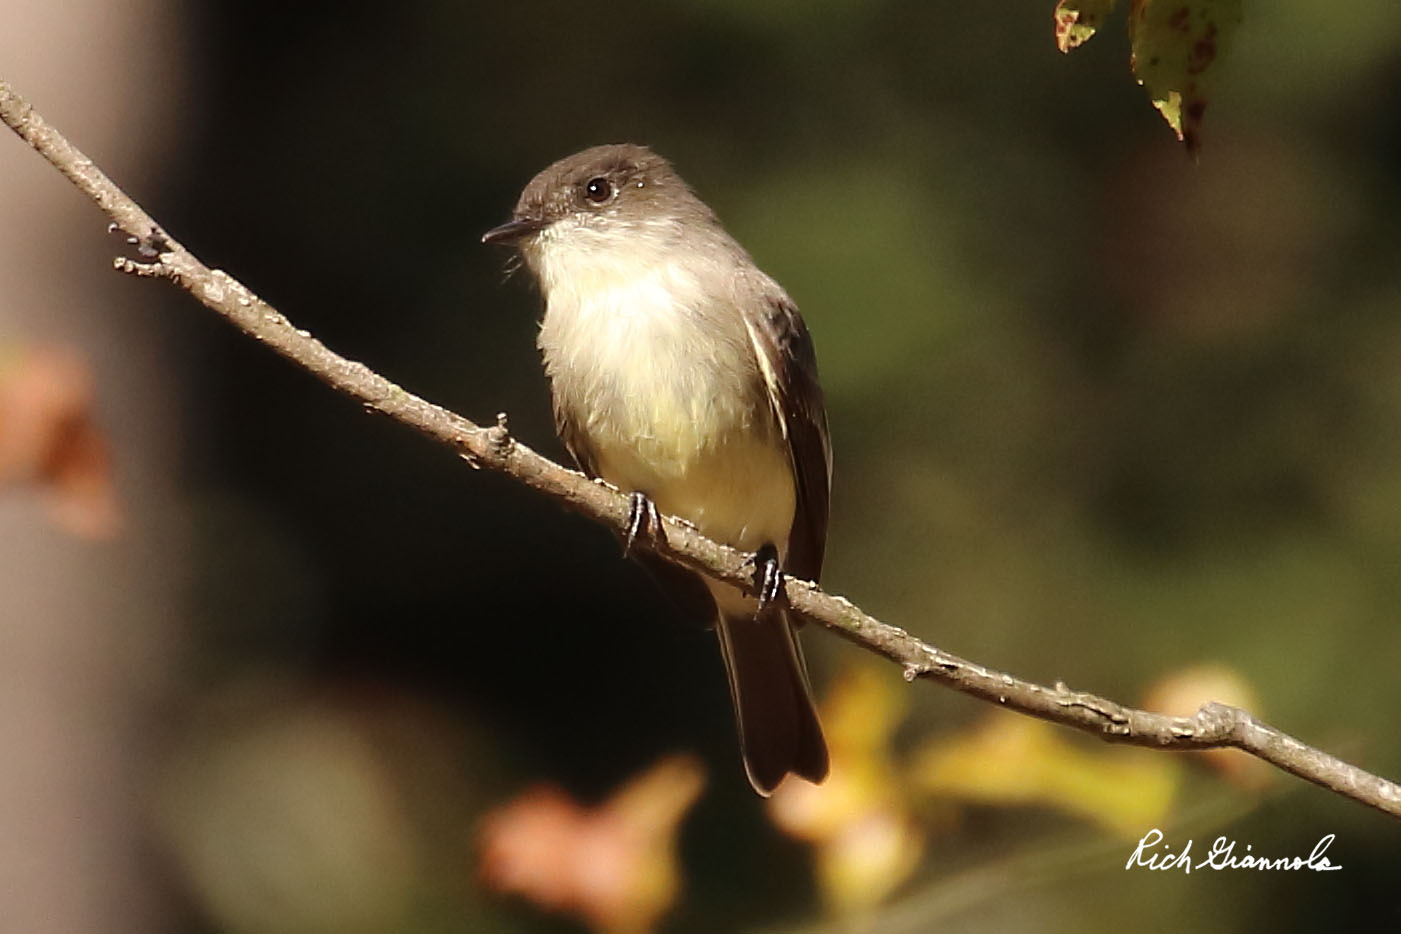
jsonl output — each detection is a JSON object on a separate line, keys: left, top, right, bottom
{"left": 747, "top": 543, "right": 784, "bottom": 615}
{"left": 624, "top": 492, "right": 662, "bottom": 555}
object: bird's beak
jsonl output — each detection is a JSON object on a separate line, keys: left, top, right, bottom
{"left": 481, "top": 216, "right": 545, "bottom": 245}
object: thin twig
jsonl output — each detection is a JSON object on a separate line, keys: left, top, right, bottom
{"left": 3, "top": 77, "right": 1398, "bottom": 819}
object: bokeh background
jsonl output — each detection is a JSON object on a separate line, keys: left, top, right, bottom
{"left": 3, "top": 1, "right": 1400, "bottom": 931}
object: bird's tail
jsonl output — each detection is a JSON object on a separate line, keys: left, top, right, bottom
{"left": 715, "top": 608, "right": 829, "bottom": 795}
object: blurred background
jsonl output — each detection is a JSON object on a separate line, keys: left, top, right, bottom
{"left": 2, "top": 0, "right": 1400, "bottom": 931}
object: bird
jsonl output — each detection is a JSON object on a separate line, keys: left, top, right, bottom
{"left": 483, "top": 143, "right": 830, "bottom": 794}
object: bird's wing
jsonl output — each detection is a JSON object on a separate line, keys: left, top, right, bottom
{"left": 743, "top": 290, "right": 832, "bottom": 584}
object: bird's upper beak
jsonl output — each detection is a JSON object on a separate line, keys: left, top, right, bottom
{"left": 481, "top": 216, "right": 545, "bottom": 246}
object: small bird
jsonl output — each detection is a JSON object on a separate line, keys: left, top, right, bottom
{"left": 483, "top": 144, "right": 830, "bottom": 794}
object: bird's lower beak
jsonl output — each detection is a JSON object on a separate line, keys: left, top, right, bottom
{"left": 481, "top": 216, "right": 545, "bottom": 245}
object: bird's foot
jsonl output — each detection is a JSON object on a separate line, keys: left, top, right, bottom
{"left": 746, "top": 543, "right": 784, "bottom": 616}
{"left": 624, "top": 492, "right": 663, "bottom": 555}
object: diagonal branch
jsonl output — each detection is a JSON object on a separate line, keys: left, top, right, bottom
{"left": 4, "top": 77, "right": 1399, "bottom": 819}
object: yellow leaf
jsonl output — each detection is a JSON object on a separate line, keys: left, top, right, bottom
{"left": 912, "top": 713, "right": 1181, "bottom": 838}
{"left": 768, "top": 666, "right": 923, "bottom": 915}
{"left": 769, "top": 666, "right": 907, "bottom": 842}
{"left": 1129, "top": 0, "right": 1243, "bottom": 153}
{"left": 817, "top": 810, "right": 924, "bottom": 920}
{"left": 1054, "top": 0, "right": 1121, "bottom": 53}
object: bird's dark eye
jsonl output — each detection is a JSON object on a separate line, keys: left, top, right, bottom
{"left": 584, "top": 177, "right": 612, "bottom": 203}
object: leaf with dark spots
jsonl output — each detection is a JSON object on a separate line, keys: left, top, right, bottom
{"left": 1055, "top": 0, "right": 1242, "bottom": 154}
{"left": 1053, "top": 0, "right": 1121, "bottom": 53}
{"left": 1130, "top": 0, "right": 1242, "bottom": 154}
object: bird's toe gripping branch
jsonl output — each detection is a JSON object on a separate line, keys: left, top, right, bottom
{"left": 624, "top": 491, "right": 664, "bottom": 555}
{"left": 747, "top": 542, "right": 784, "bottom": 615}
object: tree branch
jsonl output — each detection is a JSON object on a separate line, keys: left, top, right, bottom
{"left": 4, "top": 77, "right": 1398, "bottom": 820}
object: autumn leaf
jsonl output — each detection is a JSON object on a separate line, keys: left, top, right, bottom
{"left": 479, "top": 755, "right": 705, "bottom": 934}
{"left": 768, "top": 666, "right": 924, "bottom": 916}
{"left": 911, "top": 712, "right": 1180, "bottom": 839}
{"left": 1055, "top": 0, "right": 1242, "bottom": 154}
{"left": 1054, "top": 0, "right": 1120, "bottom": 52}
{"left": 1130, "top": 0, "right": 1242, "bottom": 153}
{"left": 0, "top": 343, "right": 119, "bottom": 538}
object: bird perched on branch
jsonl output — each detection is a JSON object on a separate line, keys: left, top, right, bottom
{"left": 484, "top": 144, "right": 831, "bottom": 794}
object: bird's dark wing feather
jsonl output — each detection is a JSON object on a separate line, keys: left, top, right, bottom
{"left": 748, "top": 292, "right": 832, "bottom": 585}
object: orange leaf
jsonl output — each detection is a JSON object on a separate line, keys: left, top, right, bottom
{"left": 479, "top": 755, "right": 705, "bottom": 934}
{"left": 0, "top": 344, "right": 119, "bottom": 539}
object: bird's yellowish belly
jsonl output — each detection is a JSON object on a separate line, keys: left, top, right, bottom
{"left": 537, "top": 257, "right": 796, "bottom": 556}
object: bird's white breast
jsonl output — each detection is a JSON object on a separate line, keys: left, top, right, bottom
{"left": 532, "top": 228, "right": 795, "bottom": 553}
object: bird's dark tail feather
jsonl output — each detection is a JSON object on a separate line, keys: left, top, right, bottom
{"left": 715, "top": 608, "right": 829, "bottom": 795}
